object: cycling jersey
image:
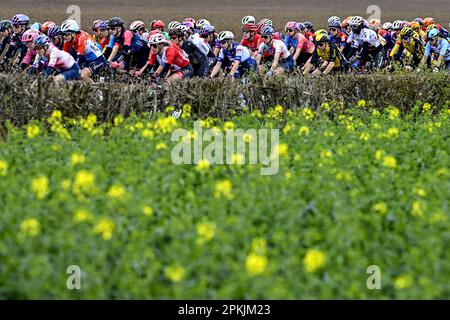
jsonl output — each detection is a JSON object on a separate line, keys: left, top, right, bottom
{"left": 148, "top": 43, "right": 190, "bottom": 71}
{"left": 329, "top": 32, "right": 348, "bottom": 49}
{"left": 218, "top": 42, "right": 252, "bottom": 63}
{"left": 180, "top": 40, "right": 207, "bottom": 65}
{"left": 390, "top": 34, "right": 425, "bottom": 59}
{"left": 284, "top": 33, "right": 315, "bottom": 53}
{"left": 1, "top": 30, "right": 28, "bottom": 65}
{"left": 425, "top": 38, "right": 450, "bottom": 61}
{"left": 47, "top": 44, "right": 76, "bottom": 70}
{"left": 241, "top": 34, "right": 263, "bottom": 52}
{"left": 258, "top": 39, "right": 291, "bottom": 59}
{"left": 108, "top": 30, "right": 146, "bottom": 53}
{"left": 189, "top": 33, "right": 210, "bottom": 56}
{"left": 22, "top": 48, "right": 38, "bottom": 65}
{"left": 305, "top": 31, "right": 315, "bottom": 42}
{"left": 347, "top": 28, "right": 381, "bottom": 48}
{"left": 0, "top": 35, "right": 11, "bottom": 57}
{"left": 310, "top": 42, "right": 343, "bottom": 68}
{"left": 63, "top": 30, "right": 103, "bottom": 62}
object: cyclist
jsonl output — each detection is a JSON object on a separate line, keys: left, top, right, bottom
{"left": 210, "top": 31, "right": 257, "bottom": 78}
{"left": 47, "top": 25, "right": 64, "bottom": 50}
{"left": 130, "top": 21, "right": 147, "bottom": 40}
{"left": 91, "top": 20, "right": 103, "bottom": 43}
{"left": 183, "top": 22, "right": 210, "bottom": 55}
{"left": 421, "top": 28, "right": 450, "bottom": 70}
{"left": 20, "top": 28, "right": 41, "bottom": 70}
{"left": 328, "top": 17, "right": 347, "bottom": 50}
{"left": 97, "top": 21, "right": 110, "bottom": 51}
{"left": 242, "top": 16, "right": 256, "bottom": 25}
{"left": 390, "top": 27, "right": 425, "bottom": 68}
{"left": 41, "top": 21, "right": 56, "bottom": 35}
{"left": 284, "top": 21, "right": 315, "bottom": 67}
{"left": 303, "top": 33, "right": 346, "bottom": 75}
{"left": 410, "top": 21, "right": 427, "bottom": 42}
{"left": 61, "top": 19, "right": 107, "bottom": 83}
{"left": 241, "top": 23, "right": 263, "bottom": 57}
{"left": 150, "top": 20, "right": 169, "bottom": 39}
{"left": 199, "top": 24, "right": 220, "bottom": 67}
{"left": 169, "top": 27, "right": 210, "bottom": 78}
{"left": 0, "top": 20, "right": 13, "bottom": 58}
{"left": 342, "top": 16, "right": 353, "bottom": 35}
{"left": 33, "top": 35, "right": 80, "bottom": 82}
{"left": 135, "top": 33, "right": 193, "bottom": 82}
{"left": 0, "top": 14, "right": 30, "bottom": 69}
{"left": 255, "top": 25, "right": 294, "bottom": 76}
{"left": 105, "top": 17, "right": 150, "bottom": 73}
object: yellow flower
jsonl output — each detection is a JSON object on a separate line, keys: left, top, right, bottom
{"left": 165, "top": 265, "right": 186, "bottom": 283}
{"left": 359, "top": 132, "right": 370, "bottom": 141}
{"left": 375, "top": 149, "right": 385, "bottom": 161}
{"left": 282, "top": 123, "right": 293, "bottom": 134}
{"left": 27, "top": 125, "right": 41, "bottom": 139}
{"left": 183, "top": 104, "right": 192, "bottom": 113}
{"left": 61, "top": 179, "right": 71, "bottom": 190}
{"left": 156, "top": 142, "right": 167, "bottom": 150}
{"left": 196, "top": 159, "right": 211, "bottom": 172}
{"left": 413, "top": 187, "right": 426, "bottom": 197}
{"left": 357, "top": 99, "right": 366, "bottom": 107}
{"left": 373, "top": 202, "right": 387, "bottom": 215}
{"left": 387, "top": 127, "right": 399, "bottom": 138}
{"left": 320, "top": 149, "right": 333, "bottom": 159}
{"left": 20, "top": 218, "right": 40, "bottom": 237}
{"left": 31, "top": 176, "right": 49, "bottom": 199}
{"left": 302, "top": 108, "right": 314, "bottom": 120}
{"left": 134, "top": 122, "right": 144, "bottom": 129}
{"left": 303, "top": 249, "right": 326, "bottom": 273}
{"left": 231, "top": 153, "right": 244, "bottom": 165}
{"left": 153, "top": 116, "right": 178, "bottom": 133}
{"left": 394, "top": 274, "right": 413, "bottom": 289}
{"left": 196, "top": 221, "right": 216, "bottom": 243}
{"left": 387, "top": 106, "right": 400, "bottom": 119}
{"left": 86, "top": 114, "right": 97, "bottom": 126}
{"left": 0, "top": 159, "right": 8, "bottom": 176}
{"left": 223, "top": 121, "right": 235, "bottom": 130}
{"left": 73, "top": 209, "right": 93, "bottom": 223}
{"left": 72, "top": 170, "right": 96, "bottom": 194}
{"left": 299, "top": 126, "right": 310, "bottom": 136}
{"left": 114, "top": 114, "right": 124, "bottom": 126}
{"left": 372, "top": 110, "right": 381, "bottom": 117}
{"left": 70, "top": 153, "right": 86, "bottom": 166}
{"left": 324, "top": 130, "right": 335, "bottom": 137}
{"left": 245, "top": 253, "right": 268, "bottom": 276}
{"left": 411, "top": 201, "right": 424, "bottom": 217}
{"left": 142, "top": 205, "right": 154, "bottom": 217}
{"left": 93, "top": 218, "right": 115, "bottom": 240}
{"left": 321, "top": 102, "right": 330, "bottom": 110}
{"left": 382, "top": 156, "right": 397, "bottom": 169}
{"left": 107, "top": 184, "right": 127, "bottom": 200}
{"left": 251, "top": 110, "right": 263, "bottom": 119}
{"left": 429, "top": 210, "right": 448, "bottom": 224}
{"left": 51, "top": 110, "right": 62, "bottom": 121}
{"left": 214, "top": 180, "right": 233, "bottom": 200}
{"left": 142, "top": 129, "right": 154, "bottom": 138}
{"left": 422, "top": 102, "right": 432, "bottom": 112}
{"left": 275, "top": 143, "right": 289, "bottom": 157}
{"left": 274, "top": 104, "right": 283, "bottom": 114}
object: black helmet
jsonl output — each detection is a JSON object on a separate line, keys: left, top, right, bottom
{"left": 47, "top": 25, "right": 62, "bottom": 39}
{"left": 304, "top": 21, "right": 314, "bottom": 29}
{"left": 169, "top": 28, "right": 184, "bottom": 38}
{"left": 108, "top": 17, "right": 124, "bottom": 28}
{"left": 0, "top": 20, "right": 12, "bottom": 32}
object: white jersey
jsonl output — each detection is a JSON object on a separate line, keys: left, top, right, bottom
{"left": 258, "top": 39, "right": 291, "bottom": 59}
{"left": 347, "top": 28, "right": 381, "bottom": 48}
{"left": 189, "top": 33, "right": 210, "bottom": 56}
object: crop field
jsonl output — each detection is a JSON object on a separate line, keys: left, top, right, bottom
{"left": 0, "top": 0, "right": 450, "bottom": 301}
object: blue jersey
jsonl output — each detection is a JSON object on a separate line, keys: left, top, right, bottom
{"left": 284, "top": 34, "right": 298, "bottom": 50}
{"left": 425, "top": 38, "right": 450, "bottom": 61}
{"left": 108, "top": 30, "right": 147, "bottom": 53}
{"left": 218, "top": 42, "right": 252, "bottom": 63}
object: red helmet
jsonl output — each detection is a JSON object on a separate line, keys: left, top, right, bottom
{"left": 423, "top": 17, "right": 435, "bottom": 27}
{"left": 150, "top": 19, "right": 164, "bottom": 30}
{"left": 183, "top": 17, "right": 196, "bottom": 25}
{"left": 243, "top": 23, "right": 258, "bottom": 32}
{"left": 41, "top": 21, "right": 56, "bottom": 34}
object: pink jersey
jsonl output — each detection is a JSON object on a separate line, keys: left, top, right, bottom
{"left": 47, "top": 44, "right": 75, "bottom": 70}
{"left": 258, "top": 39, "right": 291, "bottom": 59}
{"left": 22, "top": 48, "right": 38, "bottom": 65}
{"left": 297, "top": 33, "right": 315, "bottom": 53}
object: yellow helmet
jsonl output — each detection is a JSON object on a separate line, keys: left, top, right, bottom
{"left": 315, "top": 32, "right": 329, "bottom": 43}
{"left": 315, "top": 29, "right": 328, "bottom": 37}
{"left": 400, "top": 27, "right": 414, "bottom": 38}
{"left": 410, "top": 21, "right": 420, "bottom": 31}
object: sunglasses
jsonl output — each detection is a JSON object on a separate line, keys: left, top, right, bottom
{"left": 63, "top": 32, "right": 72, "bottom": 37}
{"left": 151, "top": 44, "right": 158, "bottom": 48}
{"left": 317, "top": 42, "right": 326, "bottom": 46}
{"left": 170, "top": 36, "right": 178, "bottom": 40}
{"left": 285, "top": 29, "right": 294, "bottom": 33}
{"left": 92, "top": 28, "right": 99, "bottom": 32}
{"left": 109, "top": 27, "right": 117, "bottom": 31}
{"left": 220, "top": 40, "right": 229, "bottom": 44}
{"left": 261, "top": 35, "right": 270, "bottom": 39}
{"left": 329, "top": 28, "right": 339, "bottom": 32}
{"left": 243, "top": 30, "right": 250, "bottom": 33}
{"left": 401, "top": 36, "right": 411, "bottom": 40}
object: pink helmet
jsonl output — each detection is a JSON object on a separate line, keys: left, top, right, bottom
{"left": 284, "top": 21, "right": 298, "bottom": 31}
{"left": 21, "top": 28, "right": 41, "bottom": 43}
{"left": 183, "top": 18, "right": 196, "bottom": 25}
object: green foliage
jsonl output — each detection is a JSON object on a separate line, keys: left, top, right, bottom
{"left": 0, "top": 103, "right": 448, "bottom": 299}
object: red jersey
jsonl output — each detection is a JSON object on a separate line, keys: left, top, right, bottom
{"left": 305, "top": 31, "right": 315, "bottom": 42}
{"left": 148, "top": 43, "right": 190, "bottom": 70}
{"left": 241, "top": 34, "right": 263, "bottom": 52}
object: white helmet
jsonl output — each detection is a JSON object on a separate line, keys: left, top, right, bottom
{"left": 259, "top": 18, "right": 273, "bottom": 26}
{"left": 195, "top": 19, "right": 210, "bottom": 29}
{"left": 242, "top": 15, "right": 256, "bottom": 25}
{"left": 349, "top": 16, "right": 364, "bottom": 28}
{"left": 130, "top": 20, "right": 145, "bottom": 32}
{"left": 148, "top": 34, "right": 166, "bottom": 45}
{"left": 217, "top": 30, "right": 234, "bottom": 41}
{"left": 382, "top": 22, "right": 392, "bottom": 30}
{"left": 168, "top": 21, "right": 181, "bottom": 30}
{"left": 177, "top": 25, "right": 190, "bottom": 33}
{"left": 392, "top": 20, "right": 404, "bottom": 31}
{"left": 328, "top": 16, "right": 341, "bottom": 25}
{"left": 61, "top": 19, "right": 80, "bottom": 33}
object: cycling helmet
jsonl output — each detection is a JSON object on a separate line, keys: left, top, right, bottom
{"left": 169, "top": 28, "right": 185, "bottom": 38}
{"left": 92, "top": 20, "right": 102, "bottom": 29}
{"left": 242, "top": 15, "right": 256, "bottom": 25}
{"left": 315, "top": 33, "right": 329, "bottom": 43}
{"left": 98, "top": 21, "right": 109, "bottom": 31}
{"left": 296, "top": 22, "right": 305, "bottom": 31}
{"left": 11, "top": 14, "right": 30, "bottom": 26}
{"left": 329, "top": 19, "right": 342, "bottom": 28}
{"left": 427, "top": 28, "right": 439, "bottom": 39}
{"left": 199, "top": 24, "right": 215, "bottom": 35}
{"left": 41, "top": 21, "right": 56, "bottom": 34}
{"left": 108, "top": 17, "right": 124, "bottom": 28}
{"left": 33, "top": 34, "right": 49, "bottom": 48}
{"left": 130, "top": 20, "right": 145, "bottom": 32}
{"left": 426, "top": 24, "right": 438, "bottom": 32}
{"left": 168, "top": 21, "right": 181, "bottom": 31}
{"left": 61, "top": 19, "right": 80, "bottom": 33}
{"left": 342, "top": 17, "right": 353, "bottom": 28}
{"left": 30, "top": 23, "right": 41, "bottom": 31}
{"left": 328, "top": 16, "right": 341, "bottom": 26}
{"left": 400, "top": 27, "right": 414, "bottom": 38}
{"left": 0, "top": 20, "right": 12, "bottom": 32}
{"left": 423, "top": 17, "right": 435, "bottom": 27}
{"left": 183, "top": 21, "right": 195, "bottom": 30}
{"left": 177, "top": 25, "right": 190, "bottom": 33}
{"left": 259, "top": 18, "right": 273, "bottom": 26}
{"left": 21, "top": 29, "right": 40, "bottom": 43}
{"left": 304, "top": 21, "right": 314, "bottom": 29}
{"left": 349, "top": 16, "right": 364, "bottom": 28}
{"left": 369, "top": 18, "right": 381, "bottom": 30}
{"left": 148, "top": 33, "right": 166, "bottom": 44}
{"left": 47, "top": 25, "right": 62, "bottom": 39}
{"left": 410, "top": 22, "right": 420, "bottom": 31}
{"left": 315, "top": 29, "right": 328, "bottom": 37}
{"left": 382, "top": 22, "right": 392, "bottom": 30}
{"left": 260, "top": 25, "right": 274, "bottom": 36}
{"left": 183, "top": 18, "right": 196, "bottom": 25}
{"left": 217, "top": 31, "right": 234, "bottom": 41}
{"left": 195, "top": 19, "right": 210, "bottom": 29}
{"left": 413, "top": 18, "right": 424, "bottom": 26}
{"left": 243, "top": 23, "right": 258, "bottom": 32}
{"left": 285, "top": 21, "right": 298, "bottom": 31}
{"left": 392, "top": 20, "right": 404, "bottom": 31}
{"left": 150, "top": 19, "right": 165, "bottom": 29}
{"left": 403, "top": 21, "right": 411, "bottom": 28}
